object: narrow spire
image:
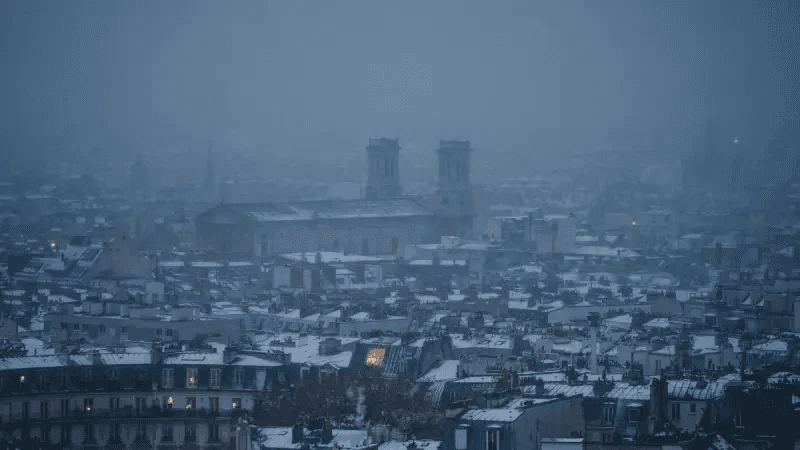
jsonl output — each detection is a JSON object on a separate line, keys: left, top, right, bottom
{"left": 204, "top": 140, "right": 215, "bottom": 196}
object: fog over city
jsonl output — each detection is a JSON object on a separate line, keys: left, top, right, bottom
{"left": 0, "top": 1, "right": 799, "bottom": 449}
{"left": 4, "top": 1, "right": 797, "bottom": 183}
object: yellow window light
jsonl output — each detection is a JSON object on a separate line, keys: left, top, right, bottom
{"left": 366, "top": 348, "right": 385, "bottom": 366}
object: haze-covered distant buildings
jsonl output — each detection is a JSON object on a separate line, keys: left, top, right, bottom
{"left": 1, "top": 131, "right": 800, "bottom": 449}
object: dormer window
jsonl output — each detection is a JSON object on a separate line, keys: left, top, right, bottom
{"left": 455, "top": 426, "right": 469, "bottom": 450}
{"left": 486, "top": 427, "right": 500, "bottom": 450}
{"left": 233, "top": 369, "right": 244, "bottom": 389}
{"left": 211, "top": 369, "right": 221, "bottom": 388}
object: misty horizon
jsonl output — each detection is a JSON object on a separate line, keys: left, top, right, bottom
{"left": 3, "top": 0, "right": 797, "bottom": 179}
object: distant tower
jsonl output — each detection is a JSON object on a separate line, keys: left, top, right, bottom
{"left": 365, "top": 138, "right": 402, "bottom": 200}
{"left": 130, "top": 153, "right": 149, "bottom": 199}
{"left": 436, "top": 140, "right": 474, "bottom": 214}
{"left": 204, "top": 141, "right": 216, "bottom": 199}
{"left": 435, "top": 140, "right": 474, "bottom": 237}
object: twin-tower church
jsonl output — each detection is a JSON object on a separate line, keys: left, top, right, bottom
{"left": 196, "top": 138, "right": 475, "bottom": 257}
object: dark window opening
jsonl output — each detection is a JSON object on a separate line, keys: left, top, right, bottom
{"left": 487, "top": 429, "right": 500, "bottom": 450}
{"left": 671, "top": 403, "right": 681, "bottom": 421}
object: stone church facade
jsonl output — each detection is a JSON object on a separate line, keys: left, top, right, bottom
{"left": 196, "top": 138, "right": 475, "bottom": 257}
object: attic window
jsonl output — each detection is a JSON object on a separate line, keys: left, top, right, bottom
{"left": 486, "top": 428, "right": 500, "bottom": 450}
{"left": 455, "top": 428, "right": 468, "bottom": 450}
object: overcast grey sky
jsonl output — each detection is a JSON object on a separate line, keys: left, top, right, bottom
{"left": 2, "top": 0, "right": 797, "bottom": 164}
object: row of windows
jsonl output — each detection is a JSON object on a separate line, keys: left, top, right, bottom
{"left": 13, "top": 367, "right": 238, "bottom": 390}
{"left": 59, "top": 323, "right": 128, "bottom": 333}
{"left": 13, "top": 423, "right": 220, "bottom": 444}
{"left": 265, "top": 235, "right": 401, "bottom": 254}
{"left": 162, "top": 368, "right": 230, "bottom": 388}
{"left": 6, "top": 395, "right": 240, "bottom": 420}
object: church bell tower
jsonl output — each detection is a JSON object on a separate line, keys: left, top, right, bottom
{"left": 365, "top": 137, "right": 402, "bottom": 200}
{"left": 436, "top": 140, "right": 473, "bottom": 215}
{"left": 435, "top": 140, "right": 474, "bottom": 237}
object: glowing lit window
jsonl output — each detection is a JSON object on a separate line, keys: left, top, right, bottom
{"left": 366, "top": 348, "right": 385, "bottom": 366}
{"left": 187, "top": 368, "right": 198, "bottom": 388}
{"left": 20, "top": 375, "right": 25, "bottom": 383}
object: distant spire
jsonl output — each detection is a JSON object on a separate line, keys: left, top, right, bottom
{"left": 204, "top": 141, "right": 215, "bottom": 197}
